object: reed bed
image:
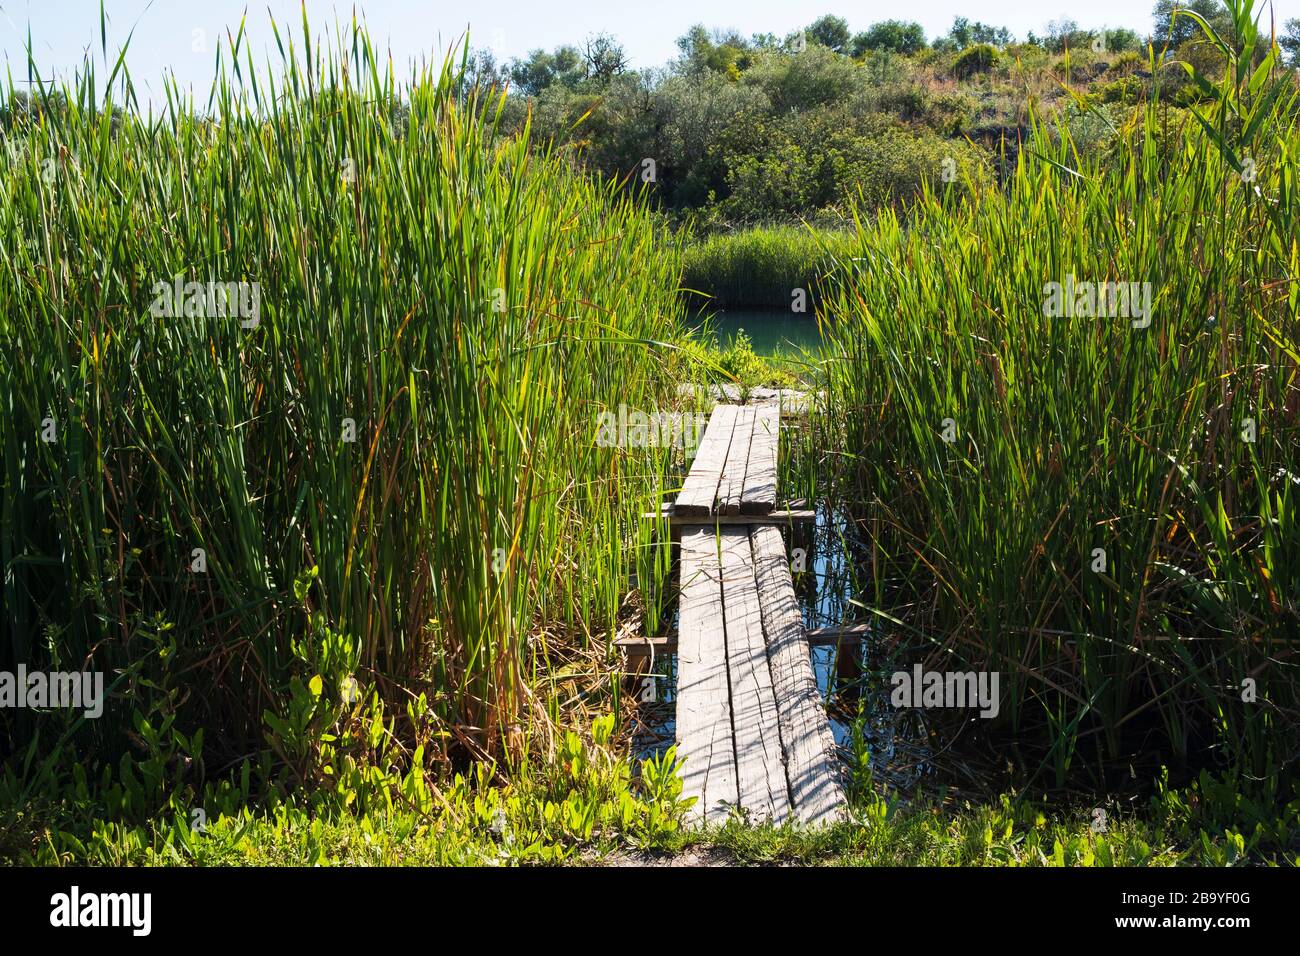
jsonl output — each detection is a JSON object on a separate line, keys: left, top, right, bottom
{"left": 681, "top": 225, "right": 856, "bottom": 311}
{"left": 0, "top": 19, "right": 686, "bottom": 783}
{"left": 819, "top": 3, "right": 1300, "bottom": 789}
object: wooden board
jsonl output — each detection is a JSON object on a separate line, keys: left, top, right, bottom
{"left": 616, "top": 622, "right": 869, "bottom": 657}
{"left": 718, "top": 527, "right": 790, "bottom": 823}
{"left": 718, "top": 406, "right": 755, "bottom": 516}
{"left": 674, "top": 527, "right": 737, "bottom": 824}
{"left": 642, "top": 509, "right": 814, "bottom": 526}
{"left": 750, "top": 525, "right": 846, "bottom": 824}
{"left": 740, "top": 404, "right": 779, "bottom": 515}
{"left": 674, "top": 405, "right": 738, "bottom": 517}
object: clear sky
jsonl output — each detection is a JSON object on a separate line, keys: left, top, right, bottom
{"left": 2, "top": 0, "right": 1298, "bottom": 104}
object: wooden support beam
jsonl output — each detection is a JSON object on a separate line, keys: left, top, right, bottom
{"left": 642, "top": 508, "right": 815, "bottom": 526}
{"left": 616, "top": 621, "right": 868, "bottom": 657}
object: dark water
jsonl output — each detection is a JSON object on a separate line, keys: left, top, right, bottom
{"left": 693, "top": 308, "right": 823, "bottom": 358}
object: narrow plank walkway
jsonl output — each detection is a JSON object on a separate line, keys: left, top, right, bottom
{"left": 670, "top": 402, "right": 845, "bottom": 825}
{"left": 674, "top": 403, "right": 779, "bottom": 518}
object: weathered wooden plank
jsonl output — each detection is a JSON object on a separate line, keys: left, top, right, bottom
{"left": 740, "top": 404, "right": 779, "bottom": 515}
{"left": 642, "top": 508, "right": 815, "bottom": 526}
{"left": 719, "top": 406, "right": 755, "bottom": 516}
{"left": 615, "top": 622, "right": 869, "bottom": 657}
{"left": 675, "top": 405, "right": 738, "bottom": 517}
{"left": 807, "top": 622, "right": 872, "bottom": 641}
{"left": 674, "top": 527, "right": 737, "bottom": 824}
{"left": 751, "top": 525, "right": 846, "bottom": 824}
{"left": 718, "top": 527, "right": 790, "bottom": 823}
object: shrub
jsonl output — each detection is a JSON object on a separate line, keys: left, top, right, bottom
{"left": 953, "top": 43, "right": 999, "bottom": 79}
{"left": 713, "top": 106, "right": 992, "bottom": 220}
{"left": 851, "top": 21, "right": 928, "bottom": 57}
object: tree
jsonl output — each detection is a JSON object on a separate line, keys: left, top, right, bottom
{"left": 1281, "top": 19, "right": 1300, "bottom": 66}
{"left": 1044, "top": 18, "right": 1080, "bottom": 52}
{"left": 851, "top": 21, "right": 928, "bottom": 56}
{"left": 1152, "top": 0, "right": 1233, "bottom": 48}
{"left": 744, "top": 43, "right": 860, "bottom": 111}
{"left": 509, "top": 46, "right": 585, "bottom": 96}
{"left": 463, "top": 49, "right": 508, "bottom": 93}
{"left": 1041, "top": 19, "right": 1139, "bottom": 54}
{"left": 1103, "top": 28, "right": 1143, "bottom": 52}
{"left": 676, "top": 25, "right": 713, "bottom": 66}
{"left": 510, "top": 50, "right": 553, "bottom": 96}
{"left": 805, "top": 15, "right": 852, "bottom": 53}
{"left": 675, "top": 26, "right": 753, "bottom": 76}
{"left": 554, "top": 47, "right": 584, "bottom": 82}
{"left": 944, "top": 17, "right": 1012, "bottom": 50}
{"left": 583, "top": 33, "right": 628, "bottom": 83}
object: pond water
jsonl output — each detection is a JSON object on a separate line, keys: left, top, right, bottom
{"left": 691, "top": 308, "right": 824, "bottom": 358}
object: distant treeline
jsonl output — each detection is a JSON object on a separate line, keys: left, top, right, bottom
{"left": 458, "top": 2, "right": 1300, "bottom": 226}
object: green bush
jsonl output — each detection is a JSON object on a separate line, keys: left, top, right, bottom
{"left": 711, "top": 106, "right": 993, "bottom": 221}
{"left": 953, "top": 43, "right": 999, "bottom": 79}
{"left": 872, "top": 86, "right": 974, "bottom": 133}
{"left": 1095, "top": 76, "right": 1146, "bottom": 104}
{"left": 834, "top": 127, "right": 992, "bottom": 209}
{"left": 851, "top": 21, "right": 928, "bottom": 57}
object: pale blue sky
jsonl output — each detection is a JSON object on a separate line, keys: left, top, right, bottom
{"left": 2, "top": 0, "right": 1298, "bottom": 103}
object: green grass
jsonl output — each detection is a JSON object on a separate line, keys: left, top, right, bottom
{"left": 817, "top": 2, "right": 1300, "bottom": 790}
{"left": 10, "top": 716, "right": 1295, "bottom": 865}
{"left": 0, "top": 15, "right": 687, "bottom": 821}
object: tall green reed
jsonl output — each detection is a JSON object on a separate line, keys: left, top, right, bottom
{"left": 819, "top": 0, "right": 1299, "bottom": 788}
{"left": 0, "top": 16, "right": 685, "bottom": 782}
{"left": 681, "top": 224, "right": 856, "bottom": 312}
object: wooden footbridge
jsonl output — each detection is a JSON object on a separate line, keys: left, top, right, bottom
{"left": 629, "top": 402, "right": 846, "bottom": 826}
